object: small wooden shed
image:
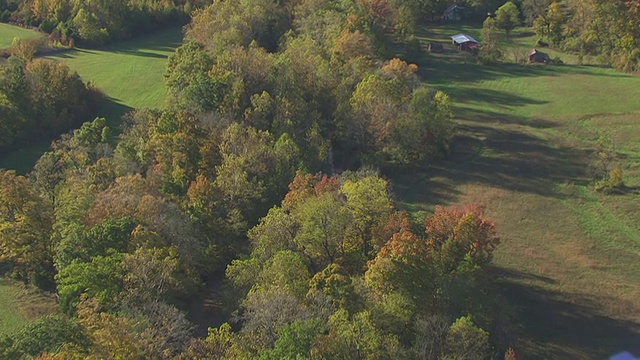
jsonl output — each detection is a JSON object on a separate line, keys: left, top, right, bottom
{"left": 529, "top": 49, "right": 550, "bottom": 63}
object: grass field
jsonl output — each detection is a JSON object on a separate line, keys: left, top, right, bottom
{"left": 0, "top": 23, "right": 41, "bottom": 49}
{"left": 391, "top": 23, "right": 640, "bottom": 358}
{"left": 0, "top": 278, "right": 56, "bottom": 336}
{"left": 0, "top": 27, "right": 182, "bottom": 173}
{"left": 47, "top": 26, "right": 182, "bottom": 124}
{"left": 0, "top": 279, "right": 28, "bottom": 335}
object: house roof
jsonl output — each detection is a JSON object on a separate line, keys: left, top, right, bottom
{"left": 528, "top": 48, "right": 549, "bottom": 57}
{"left": 445, "top": 4, "right": 465, "bottom": 13}
{"left": 451, "top": 34, "right": 478, "bottom": 44}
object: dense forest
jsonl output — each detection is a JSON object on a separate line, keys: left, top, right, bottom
{"left": 0, "top": 0, "right": 639, "bottom": 358}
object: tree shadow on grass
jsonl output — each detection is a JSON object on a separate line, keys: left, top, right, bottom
{"left": 456, "top": 106, "right": 558, "bottom": 129}
{"left": 388, "top": 164, "right": 463, "bottom": 212}
{"left": 446, "top": 86, "right": 549, "bottom": 109}
{"left": 48, "top": 48, "right": 98, "bottom": 59}
{"left": 389, "top": 121, "right": 589, "bottom": 212}
{"left": 95, "top": 97, "right": 135, "bottom": 138}
{"left": 492, "top": 267, "right": 640, "bottom": 359}
{"left": 47, "top": 27, "right": 182, "bottom": 61}
{"left": 0, "top": 98, "right": 134, "bottom": 174}
{"left": 111, "top": 49, "right": 169, "bottom": 59}
{"left": 418, "top": 55, "right": 631, "bottom": 86}
{"left": 455, "top": 123, "right": 588, "bottom": 196}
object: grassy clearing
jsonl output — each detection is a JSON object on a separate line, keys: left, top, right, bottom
{"left": 0, "top": 27, "right": 182, "bottom": 173}
{"left": 0, "top": 278, "right": 57, "bottom": 336}
{"left": 0, "top": 279, "right": 28, "bottom": 335}
{"left": 47, "top": 26, "right": 183, "bottom": 122}
{"left": 0, "top": 23, "right": 41, "bottom": 49}
{"left": 392, "top": 23, "right": 640, "bottom": 358}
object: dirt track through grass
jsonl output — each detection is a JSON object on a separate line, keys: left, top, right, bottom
{"left": 391, "top": 23, "right": 640, "bottom": 359}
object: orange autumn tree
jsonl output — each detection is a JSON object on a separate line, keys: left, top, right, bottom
{"left": 366, "top": 204, "right": 500, "bottom": 308}
{"left": 425, "top": 204, "right": 500, "bottom": 273}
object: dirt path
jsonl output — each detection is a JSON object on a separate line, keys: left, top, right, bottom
{"left": 186, "top": 272, "right": 227, "bottom": 337}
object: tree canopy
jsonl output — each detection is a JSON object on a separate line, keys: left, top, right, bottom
{"left": 0, "top": 0, "right": 527, "bottom": 358}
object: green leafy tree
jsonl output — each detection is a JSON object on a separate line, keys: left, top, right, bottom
{"left": 522, "top": 0, "right": 552, "bottom": 24}
{"left": 313, "top": 308, "right": 405, "bottom": 359}
{"left": 478, "top": 17, "right": 502, "bottom": 64}
{"left": 9, "top": 314, "right": 90, "bottom": 357}
{"left": 547, "top": 2, "right": 565, "bottom": 46}
{"left": 495, "top": 1, "right": 520, "bottom": 36}
{"left": 341, "top": 175, "right": 393, "bottom": 260}
{"left": 72, "top": 9, "right": 109, "bottom": 44}
{"left": 179, "top": 323, "right": 249, "bottom": 359}
{"left": 293, "top": 192, "right": 349, "bottom": 271}
{"left": 256, "top": 251, "right": 311, "bottom": 298}
{"left": 56, "top": 217, "right": 136, "bottom": 269}
{"left": 0, "top": 170, "right": 54, "bottom": 286}
{"left": 56, "top": 253, "right": 125, "bottom": 314}
{"left": 248, "top": 206, "right": 298, "bottom": 261}
{"left": 444, "top": 316, "right": 490, "bottom": 360}
{"left": 258, "top": 318, "right": 323, "bottom": 360}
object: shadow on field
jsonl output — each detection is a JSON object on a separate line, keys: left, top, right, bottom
{"left": 493, "top": 267, "right": 640, "bottom": 359}
{"left": 457, "top": 107, "right": 559, "bottom": 129}
{"left": 0, "top": 98, "right": 134, "bottom": 174}
{"left": 389, "top": 164, "right": 463, "bottom": 211}
{"left": 50, "top": 48, "right": 97, "bottom": 59}
{"left": 113, "top": 49, "right": 168, "bottom": 59}
{"left": 418, "top": 57, "right": 632, "bottom": 86}
{"left": 47, "top": 27, "right": 182, "bottom": 61}
{"left": 390, "top": 120, "right": 589, "bottom": 209}
{"left": 447, "top": 87, "right": 549, "bottom": 109}
{"left": 97, "top": 98, "right": 135, "bottom": 137}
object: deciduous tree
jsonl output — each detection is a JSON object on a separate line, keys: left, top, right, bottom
{"left": 495, "top": 1, "right": 520, "bottom": 36}
{"left": 479, "top": 17, "right": 502, "bottom": 64}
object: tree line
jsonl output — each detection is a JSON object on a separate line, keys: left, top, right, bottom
{"left": 0, "top": 0, "right": 521, "bottom": 358}
{"left": 0, "top": 0, "right": 211, "bottom": 45}
{"left": 0, "top": 52, "right": 102, "bottom": 151}
{"left": 481, "top": 0, "right": 640, "bottom": 72}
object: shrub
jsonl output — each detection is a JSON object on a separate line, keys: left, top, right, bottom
{"left": 594, "top": 166, "right": 625, "bottom": 193}
{"left": 550, "top": 55, "right": 564, "bottom": 65}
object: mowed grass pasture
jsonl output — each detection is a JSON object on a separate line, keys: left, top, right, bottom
{"left": 47, "top": 26, "right": 183, "bottom": 123}
{"left": 0, "top": 27, "right": 182, "bottom": 173}
{"left": 0, "top": 23, "right": 41, "bottom": 49}
{"left": 390, "top": 23, "right": 640, "bottom": 358}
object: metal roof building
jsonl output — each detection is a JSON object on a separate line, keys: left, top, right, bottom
{"left": 451, "top": 34, "right": 478, "bottom": 45}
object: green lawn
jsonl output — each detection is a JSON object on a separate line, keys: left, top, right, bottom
{"left": 392, "top": 23, "right": 640, "bottom": 359}
{"left": 48, "top": 26, "right": 183, "bottom": 121}
{"left": 0, "top": 278, "right": 56, "bottom": 336}
{"left": 0, "top": 23, "right": 41, "bottom": 49}
{"left": 0, "top": 279, "right": 28, "bottom": 336}
{"left": 0, "top": 27, "right": 182, "bottom": 173}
